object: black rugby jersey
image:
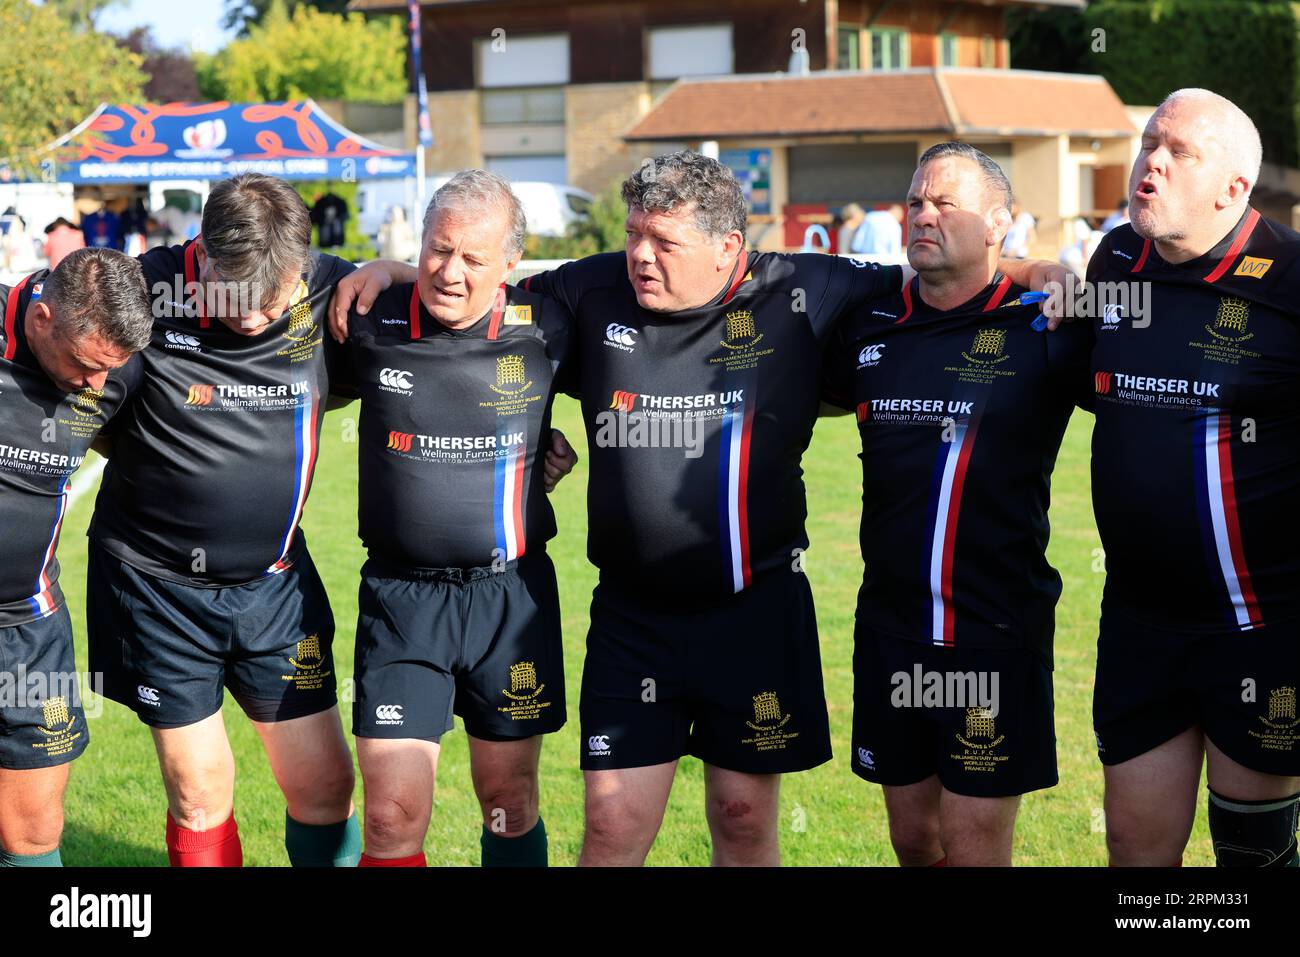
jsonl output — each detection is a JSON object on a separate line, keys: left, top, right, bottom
{"left": 1089, "top": 210, "right": 1300, "bottom": 633}
{"left": 826, "top": 275, "right": 1092, "bottom": 657}
{"left": 343, "top": 281, "right": 572, "bottom": 569}
{"left": 0, "top": 273, "right": 142, "bottom": 625}
{"left": 523, "top": 250, "right": 902, "bottom": 599}
{"left": 88, "top": 240, "right": 354, "bottom": 586}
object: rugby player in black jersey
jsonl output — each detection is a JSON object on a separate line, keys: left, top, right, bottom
{"left": 0, "top": 249, "right": 152, "bottom": 866}
{"left": 333, "top": 151, "right": 1066, "bottom": 866}
{"left": 1087, "top": 89, "right": 1300, "bottom": 867}
{"left": 337, "top": 171, "right": 576, "bottom": 867}
{"left": 825, "top": 143, "right": 1092, "bottom": 865}
{"left": 85, "top": 174, "right": 407, "bottom": 867}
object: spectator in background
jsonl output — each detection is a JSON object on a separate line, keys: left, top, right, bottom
{"left": 43, "top": 217, "right": 85, "bottom": 269}
{"left": 1058, "top": 216, "right": 1103, "bottom": 278}
{"left": 377, "top": 204, "right": 417, "bottom": 262}
{"left": 81, "top": 202, "right": 123, "bottom": 251}
{"left": 120, "top": 198, "right": 151, "bottom": 256}
{"left": 1100, "top": 198, "right": 1130, "bottom": 233}
{"left": 311, "top": 188, "right": 349, "bottom": 249}
{"left": 836, "top": 203, "right": 866, "bottom": 255}
{"left": 1002, "top": 200, "right": 1037, "bottom": 258}
{"left": 851, "top": 204, "right": 904, "bottom": 255}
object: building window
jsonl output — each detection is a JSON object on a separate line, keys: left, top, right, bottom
{"left": 480, "top": 87, "right": 565, "bottom": 125}
{"left": 940, "top": 33, "right": 958, "bottom": 67}
{"left": 838, "top": 25, "right": 861, "bottom": 70}
{"left": 646, "top": 24, "right": 733, "bottom": 80}
{"left": 485, "top": 154, "right": 568, "bottom": 185}
{"left": 979, "top": 34, "right": 996, "bottom": 69}
{"left": 476, "top": 33, "right": 570, "bottom": 88}
{"left": 870, "top": 28, "right": 909, "bottom": 71}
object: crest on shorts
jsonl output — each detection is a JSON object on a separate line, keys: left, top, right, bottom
{"left": 1270, "top": 686, "right": 1297, "bottom": 722}
{"left": 964, "top": 706, "right": 996, "bottom": 740}
{"left": 30, "top": 695, "right": 81, "bottom": 758}
{"left": 497, "top": 661, "right": 551, "bottom": 722}
{"left": 1252, "top": 686, "right": 1300, "bottom": 749}
{"left": 502, "top": 661, "right": 544, "bottom": 702}
{"left": 290, "top": 635, "right": 322, "bottom": 670}
{"left": 282, "top": 634, "right": 331, "bottom": 692}
{"left": 740, "top": 690, "right": 797, "bottom": 752}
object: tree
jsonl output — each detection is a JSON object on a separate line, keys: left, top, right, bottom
{"left": 526, "top": 184, "right": 627, "bottom": 259}
{"left": 195, "top": 0, "right": 406, "bottom": 104}
{"left": 116, "top": 27, "right": 201, "bottom": 103}
{"left": 222, "top": 0, "right": 351, "bottom": 36}
{"left": 42, "top": 0, "right": 125, "bottom": 31}
{"left": 1009, "top": 0, "right": 1300, "bottom": 165}
{"left": 0, "top": 0, "right": 145, "bottom": 170}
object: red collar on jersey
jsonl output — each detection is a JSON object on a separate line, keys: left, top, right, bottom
{"left": 719, "top": 249, "right": 750, "bottom": 305}
{"left": 1129, "top": 207, "right": 1261, "bottom": 283}
{"left": 3, "top": 273, "right": 33, "bottom": 361}
{"left": 894, "top": 272, "right": 1011, "bottom": 325}
{"left": 408, "top": 282, "right": 507, "bottom": 339}
{"left": 183, "top": 237, "right": 209, "bottom": 329}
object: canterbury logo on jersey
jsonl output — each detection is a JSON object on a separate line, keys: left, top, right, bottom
{"left": 587, "top": 734, "right": 611, "bottom": 753}
{"left": 604, "top": 323, "right": 637, "bottom": 351}
{"left": 857, "top": 343, "right": 885, "bottom": 368}
{"left": 164, "top": 330, "right": 202, "bottom": 351}
{"left": 387, "top": 430, "right": 414, "bottom": 452}
{"left": 375, "top": 704, "right": 404, "bottom": 724}
{"left": 137, "top": 685, "right": 161, "bottom": 706}
{"left": 378, "top": 368, "right": 414, "bottom": 391}
{"left": 185, "top": 384, "right": 214, "bottom": 406}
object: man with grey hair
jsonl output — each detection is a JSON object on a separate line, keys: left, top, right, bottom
{"left": 84, "top": 172, "right": 409, "bottom": 867}
{"left": 0, "top": 247, "right": 151, "bottom": 866}
{"left": 1085, "top": 87, "right": 1300, "bottom": 867}
{"left": 332, "top": 169, "right": 577, "bottom": 867}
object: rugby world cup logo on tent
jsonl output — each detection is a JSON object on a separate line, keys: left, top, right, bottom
{"left": 1094, "top": 371, "right": 1112, "bottom": 396}
{"left": 387, "top": 430, "right": 414, "bottom": 453}
{"left": 176, "top": 119, "right": 232, "bottom": 159}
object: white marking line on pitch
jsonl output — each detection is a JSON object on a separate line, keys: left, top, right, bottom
{"left": 67, "top": 456, "right": 108, "bottom": 510}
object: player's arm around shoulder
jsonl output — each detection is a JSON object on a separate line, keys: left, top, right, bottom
{"left": 507, "top": 284, "right": 581, "bottom": 490}
{"left": 325, "top": 280, "right": 409, "bottom": 409}
{"left": 327, "top": 257, "right": 418, "bottom": 343}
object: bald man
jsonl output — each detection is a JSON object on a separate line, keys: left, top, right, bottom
{"left": 1087, "top": 88, "right": 1300, "bottom": 867}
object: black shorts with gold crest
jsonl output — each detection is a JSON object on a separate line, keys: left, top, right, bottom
{"left": 579, "top": 565, "right": 832, "bottom": 774}
{"left": 352, "top": 550, "right": 566, "bottom": 743}
{"left": 1093, "top": 608, "right": 1300, "bottom": 774}
{"left": 851, "top": 622, "right": 1058, "bottom": 798}
{"left": 86, "top": 542, "right": 337, "bottom": 728}
{"left": 0, "top": 604, "right": 89, "bottom": 769}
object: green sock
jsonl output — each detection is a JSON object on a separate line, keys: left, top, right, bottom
{"left": 285, "top": 810, "right": 362, "bottom": 867}
{"left": 0, "top": 846, "right": 62, "bottom": 867}
{"left": 481, "top": 816, "right": 548, "bottom": 867}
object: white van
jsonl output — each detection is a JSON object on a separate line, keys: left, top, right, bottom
{"left": 357, "top": 177, "right": 592, "bottom": 244}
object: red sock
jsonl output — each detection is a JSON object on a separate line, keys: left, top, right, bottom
{"left": 166, "top": 812, "right": 243, "bottom": 867}
{"left": 359, "top": 851, "right": 427, "bottom": 867}
{"left": 930, "top": 856, "right": 949, "bottom": 867}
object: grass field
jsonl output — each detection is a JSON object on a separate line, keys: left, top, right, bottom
{"left": 56, "top": 398, "right": 1214, "bottom": 866}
